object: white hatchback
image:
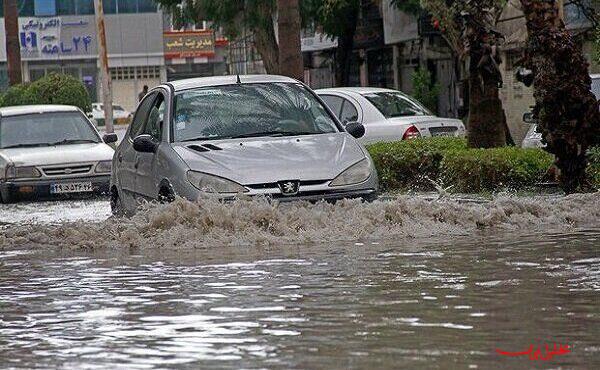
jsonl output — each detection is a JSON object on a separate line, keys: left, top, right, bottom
{"left": 317, "top": 87, "right": 466, "bottom": 144}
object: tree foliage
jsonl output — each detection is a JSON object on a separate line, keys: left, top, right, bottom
{"left": 0, "top": 73, "right": 91, "bottom": 112}
{"left": 519, "top": 0, "right": 600, "bottom": 193}
{"left": 411, "top": 68, "right": 440, "bottom": 113}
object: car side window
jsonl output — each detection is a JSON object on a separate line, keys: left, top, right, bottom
{"left": 340, "top": 99, "right": 359, "bottom": 124}
{"left": 143, "top": 93, "right": 165, "bottom": 141}
{"left": 129, "top": 92, "right": 157, "bottom": 139}
{"left": 320, "top": 95, "right": 343, "bottom": 117}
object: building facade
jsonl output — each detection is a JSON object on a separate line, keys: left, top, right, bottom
{"left": 0, "top": 0, "right": 166, "bottom": 112}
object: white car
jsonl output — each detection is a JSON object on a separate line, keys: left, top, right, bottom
{"left": 0, "top": 105, "right": 118, "bottom": 203}
{"left": 522, "top": 74, "right": 600, "bottom": 148}
{"left": 91, "top": 103, "right": 133, "bottom": 127}
{"left": 316, "top": 87, "right": 466, "bottom": 144}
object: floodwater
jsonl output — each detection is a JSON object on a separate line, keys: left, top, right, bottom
{"left": 1, "top": 195, "right": 599, "bottom": 369}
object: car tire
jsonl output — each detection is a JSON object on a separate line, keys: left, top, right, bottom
{"left": 158, "top": 187, "right": 175, "bottom": 204}
{"left": 110, "top": 188, "right": 125, "bottom": 217}
{"left": 0, "top": 192, "right": 15, "bottom": 204}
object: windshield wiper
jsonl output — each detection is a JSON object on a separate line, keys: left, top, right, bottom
{"left": 181, "top": 135, "right": 234, "bottom": 142}
{"left": 234, "top": 131, "right": 317, "bottom": 138}
{"left": 2, "top": 143, "right": 51, "bottom": 149}
{"left": 49, "top": 139, "right": 99, "bottom": 146}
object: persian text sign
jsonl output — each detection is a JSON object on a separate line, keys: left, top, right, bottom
{"left": 19, "top": 17, "right": 95, "bottom": 59}
{"left": 163, "top": 31, "right": 215, "bottom": 59}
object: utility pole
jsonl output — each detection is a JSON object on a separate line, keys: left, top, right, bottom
{"left": 277, "top": 0, "right": 304, "bottom": 81}
{"left": 3, "top": 0, "right": 22, "bottom": 86}
{"left": 94, "top": 0, "right": 114, "bottom": 134}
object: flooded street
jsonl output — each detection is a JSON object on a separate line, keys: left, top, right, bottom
{"left": 1, "top": 196, "right": 599, "bottom": 369}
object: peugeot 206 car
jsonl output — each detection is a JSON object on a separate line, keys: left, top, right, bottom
{"left": 0, "top": 105, "right": 118, "bottom": 203}
{"left": 110, "top": 75, "right": 379, "bottom": 215}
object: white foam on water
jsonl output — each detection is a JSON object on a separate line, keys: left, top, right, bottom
{"left": 1, "top": 193, "right": 599, "bottom": 250}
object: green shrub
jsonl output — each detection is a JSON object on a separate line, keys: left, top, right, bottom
{"left": 0, "top": 73, "right": 91, "bottom": 112}
{"left": 0, "top": 84, "right": 38, "bottom": 107}
{"left": 587, "top": 146, "right": 600, "bottom": 188}
{"left": 367, "top": 138, "right": 557, "bottom": 193}
{"left": 367, "top": 138, "right": 467, "bottom": 192}
{"left": 441, "top": 147, "right": 554, "bottom": 193}
{"left": 29, "top": 73, "right": 91, "bottom": 112}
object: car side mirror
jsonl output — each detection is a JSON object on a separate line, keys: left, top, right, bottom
{"left": 523, "top": 112, "right": 536, "bottom": 124}
{"left": 103, "top": 133, "right": 118, "bottom": 144}
{"left": 133, "top": 134, "right": 158, "bottom": 153}
{"left": 345, "top": 121, "right": 365, "bottom": 139}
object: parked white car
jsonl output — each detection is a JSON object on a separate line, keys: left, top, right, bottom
{"left": 316, "top": 87, "right": 466, "bottom": 144}
{"left": 522, "top": 74, "right": 600, "bottom": 148}
{"left": 91, "top": 103, "right": 133, "bottom": 127}
{"left": 0, "top": 105, "right": 118, "bottom": 203}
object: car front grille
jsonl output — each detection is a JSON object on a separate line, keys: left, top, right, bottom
{"left": 246, "top": 180, "right": 329, "bottom": 190}
{"left": 42, "top": 164, "right": 93, "bottom": 177}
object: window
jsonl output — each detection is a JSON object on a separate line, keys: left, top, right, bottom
{"left": 144, "top": 94, "right": 165, "bottom": 140}
{"left": 0, "top": 112, "right": 100, "bottom": 149}
{"left": 118, "top": 0, "right": 137, "bottom": 13}
{"left": 320, "top": 95, "right": 343, "bottom": 116}
{"left": 173, "top": 83, "right": 338, "bottom": 142}
{"left": 104, "top": 0, "right": 117, "bottom": 14}
{"left": 130, "top": 92, "right": 157, "bottom": 139}
{"left": 137, "top": 0, "right": 157, "bottom": 13}
{"left": 340, "top": 100, "right": 359, "bottom": 124}
{"left": 18, "top": 0, "right": 35, "bottom": 16}
{"left": 110, "top": 66, "right": 161, "bottom": 81}
{"left": 34, "top": 0, "right": 56, "bottom": 16}
{"left": 363, "top": 92, "right": 431, "bottom": 118}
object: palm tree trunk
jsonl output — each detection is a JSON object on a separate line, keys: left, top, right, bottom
{"left": 519, "top": 0, "right": 600, "bottom": 193}
{"left": 277, "top": 0, "right": 304, "bottom": 81}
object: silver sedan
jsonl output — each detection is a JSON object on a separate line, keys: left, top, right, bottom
{"left": 316, "top": 87, "right": 466, "bottom": 144}
{"left": 110, "top": 75, "right": 379, "bottom": 215}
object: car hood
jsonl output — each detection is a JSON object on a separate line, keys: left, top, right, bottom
{"left": 173, "top": 133, "right": 366, "bottom": 185}
{"left": 1, "top": 143, "right": 114, "bottom": 167}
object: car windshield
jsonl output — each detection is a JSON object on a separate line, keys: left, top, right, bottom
{"left": 0, "top": 111, "right": 100, "bottom": 149}
{"left": 173, "top": 83, "right": 339, "bottom": 142}
{"left": 363, "top": 91, "right": 431, "bottom": 118}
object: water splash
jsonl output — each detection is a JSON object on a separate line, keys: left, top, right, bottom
{"left": 1, "top": 193, "right": 599, "bottom": 250}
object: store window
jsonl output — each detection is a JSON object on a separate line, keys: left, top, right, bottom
{"left": 34, "top": 0, "right": 56, "bottom": 16}
{"left": 18, "top": 0, "right": 35, "bottom": 16}
{"left": 57, "top": 0, "right": 94, "bottom": 15}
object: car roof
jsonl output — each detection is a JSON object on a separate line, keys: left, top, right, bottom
{"left": 316, "top": 87, "right": 403, "bottom": 95}
{"left": 0, "top": 104, "right": 80, "bottom": 117}
{"left": 168, "top": 74, "right": 300, "bottom": 92}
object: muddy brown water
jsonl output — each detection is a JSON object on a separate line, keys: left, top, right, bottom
{"left": 0, "top": 196, "right": 599, "bottom": 369}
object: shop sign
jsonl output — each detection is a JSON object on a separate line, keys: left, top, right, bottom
{"left": 19, "top": 17, "right": 96, "bottom": 59}
{"left": 301, "top": 32, "right": 337, "bottom": 52}
{"left": 163, "top": 31, "right": 215, "bottom": 59}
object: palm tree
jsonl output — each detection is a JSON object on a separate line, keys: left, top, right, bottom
{"left": 277, "top": 0, "right": 304, "bottom": 81}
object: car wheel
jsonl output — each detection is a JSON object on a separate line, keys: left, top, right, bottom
{"left": 110, "top": 188, "right": 125, "bottom": 217}
{"left": 158, "top": 186, "right": 175, "bottom": 204}
{"left": 0, "top": 192, "right": 15, "bottom": 204}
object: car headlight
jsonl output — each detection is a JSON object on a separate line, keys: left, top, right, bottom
{"left": 5, "top": 165, "right": 42, "bottom": 179}
{"left": 187, "top": 171, "right": 248, "bottom": 194}
{"left": 329, "top": 159, "right": 372, "bottom": 187}
{"left": 95, "top": 160, "right": 113, "bottom": 174}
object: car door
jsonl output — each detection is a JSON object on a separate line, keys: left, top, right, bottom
{"left": 116, "top": 92, "right": 156, "bottom": 198}
{"left": 135, "top": 91, "right": 167, "bottom": 200}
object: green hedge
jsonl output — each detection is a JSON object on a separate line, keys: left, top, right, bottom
{"left": 588, "top": 146, "right": 600, "bottom": 186}
{"left": 367, "top": 138, "right": 561, "bottom": 193}
{"left": 0, "top": 73, "right": 91, "bottom": 112}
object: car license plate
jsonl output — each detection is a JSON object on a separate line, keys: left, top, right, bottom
{"left": 50, "top": 182, "right": 93, "bottom": 194}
